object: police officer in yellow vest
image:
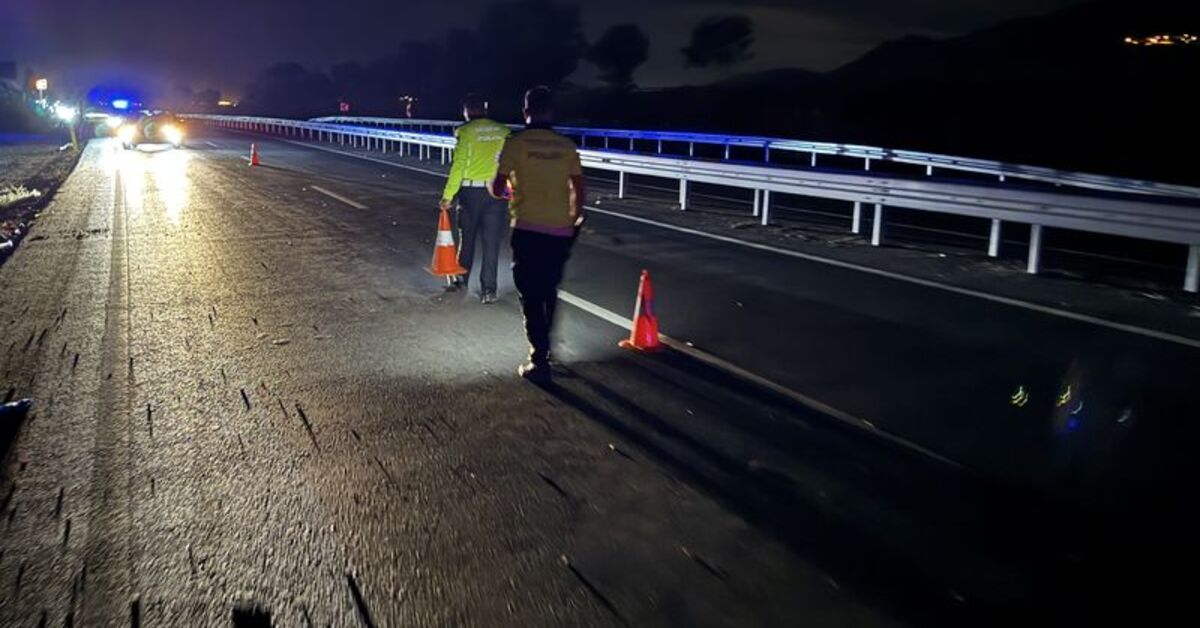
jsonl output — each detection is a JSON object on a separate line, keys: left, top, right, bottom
{"left": 440, "top": 94, "right": 511, "bottom": 302}
{"left": 490, "top": 87, "right": 586, "bottom": 383}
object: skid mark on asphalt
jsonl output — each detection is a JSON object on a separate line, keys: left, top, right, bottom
{"left": 345, "top": 572, "right": 377, "bottom": 628}
{"left": 561, "top": 555, "right": 628, "bottom": 626}
{"left": 680, "top": 545, "right": 726, "bottom": 581}
{"left": 293, "top": 403, "right": 319, "bottom": 451}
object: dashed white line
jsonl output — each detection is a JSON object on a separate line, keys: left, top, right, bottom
{"left": 310, "top": 185, "right": 368, "bottom": 210}
{"left": 276, "top": 137, "right": 446, "bottom": 177}
{"left": 557, "top": 290, "right": 962, "bottom": 468}
{"left": 247, "top": 134, "right": 1200, "bottom": 350}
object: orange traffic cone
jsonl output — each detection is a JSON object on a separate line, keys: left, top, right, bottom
{"left": 427, "top": 207, "right": 468, "bottom": 277}
{"left": 619, "top": 270, "right": 663, "bottom": 352}
{"left": 249, "top": 143, "right": 260, "bottom": 166}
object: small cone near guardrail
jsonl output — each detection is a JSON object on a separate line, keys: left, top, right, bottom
{"left": 619, "top": 270, "right": 663, "bottom": 352}
{"left": 249, "top": 143, "right": 261, "bottom": 166}
{"left": 427, "top": 207, "right": 468, "bottom": 277}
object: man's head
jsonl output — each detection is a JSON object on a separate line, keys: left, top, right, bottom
{"left": 462, "top": 94, "right": 487, "bottom": 121}
{"left": 523, "top": 86, "right": 553, "bottom": 125}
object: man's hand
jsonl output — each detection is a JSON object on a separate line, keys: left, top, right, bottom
{"left": 439, "top": 198, "right": 453, "bottom": 212}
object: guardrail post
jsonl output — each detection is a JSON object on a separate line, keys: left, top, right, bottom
{"left": 864, "top": 158, "right": 872, "bottom": 172}
{"left": 1185, "top": 245, "right": 1199, "bottom": 293}
{"left": 688, "top": 142, "right": 694, "bottom": 157}
{"left": 618, "top": 171, "right": 626, "bottom": 199}
{"left": 440, "top": 148, "right": 447, "bottom": 165}
{"left": 988, "top": 219, "right": 1002, "bottom": 257}
{"left": 760, "top": 190, "right": 772, "bottom": 226}
{"left": 604, "top": 137, "right": 610, "bottom": 149}
{"left": 724, "top": 144, "right": 730, "bottom": 160}
{"left": 851, "top": 201, "right": 862, "bottom": 234}
{"left": 764, "top": 146, "right": 771, "bottom": 163}
{"left": 871, "top": 204, "right": 884, "bottom": 245}
{"left": 657, "top": 140, "right": 663, "bottom": 154}
{"left": 752, "top": 190, "right": 760, "bottom": 217}
{"left": 926, "top": 165, "right": 934, "bottom": 176}
{"left": 629, "top": 138, "right": 634, "bottom": 151}
{"left": 810, "top": 152, "right": 817, "bottom": 168}
{"left": 679, "top": 179, "right": 689, "bottom": 210}
{"left": 1027, "top": 225, "right": 1044, "bottom": 274}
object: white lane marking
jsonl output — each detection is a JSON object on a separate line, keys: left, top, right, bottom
{"left": 275, "top": 137, "right": 446, "bottom": 177}
{"left": 557, "top": 290, "right": 963, "bottom": 469}
{"left": 204, "top": 140, "right": 220, "bottom": 148}
{"left": 310, "top": 185, "right": 368, "bottom": 210}
{"left": 585, "top": 207, "right": 1200, "bottom": 350}
{"left": 239, "top": 155, "right": 250, "bottom": 162}
{"left": 264, "top": 135, "right": 1200, "bottom": 350}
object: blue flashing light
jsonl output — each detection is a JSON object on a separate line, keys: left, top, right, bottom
{"left": 112, "top": 99, "right": 130, "bottom": 110}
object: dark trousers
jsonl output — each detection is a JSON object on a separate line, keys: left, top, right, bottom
{"left": 457, "top": 188, "right": 509, "bottom": 293}
{"left": 511, "top": 228, "right": 575, "bottom": 365}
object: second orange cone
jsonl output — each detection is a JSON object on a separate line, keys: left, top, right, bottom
{"left": 249, "top": 143, "right": 261, "bottom": 166}
{"left": 427, "top": 206, "right": 468, "bottom": 277}
{"left": 619, "top": 270, "right": 663, "bottom": 352}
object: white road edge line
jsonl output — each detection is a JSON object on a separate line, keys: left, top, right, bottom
{"left": 263, "top": 134, "right": 1200, "bottom": 350}
{"left": 204, "top": 140, "right": 220, "bottom": 148}
{"left": 557, "top": 290, "right": 963, "bottom": 469}
{"left": 310, "top": 185, "right": 368, "bottom": 210}
{"left": 586, "top": 207, "right": 1200, "bottom": 350}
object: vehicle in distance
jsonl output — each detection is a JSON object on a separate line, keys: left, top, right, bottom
{"left": 118, "top": 111, "right": 185, "bottom": 149}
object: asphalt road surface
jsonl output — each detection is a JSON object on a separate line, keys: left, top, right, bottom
{"left": 1, "top": 131, "right": 1196, "bottom": 626}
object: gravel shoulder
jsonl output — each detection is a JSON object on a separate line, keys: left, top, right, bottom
{"left": 1, "top": 143, "right": 82, "bottom": 262}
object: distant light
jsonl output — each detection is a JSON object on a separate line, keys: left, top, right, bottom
{"left": 217, "top": 100, "right": 234, "bottom": 107}
{"left": 1124, "top": 33, "right": 1197, "bottom": 46}
{"left": 54, "top": 103, "right": 78, "bottom": 123}
{"left": 35, "top": 78, "right": 48, "bottom": 91}
{"left": 112, "top": 99, "right": 130, "bottom": 110}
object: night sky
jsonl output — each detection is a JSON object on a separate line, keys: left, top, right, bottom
{"left": 1, "top": 0, "right": 1082, "bottom": 97}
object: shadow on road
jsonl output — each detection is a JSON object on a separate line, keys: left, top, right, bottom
{"left": 539, "top": 350, "right": 1183, "bottom": 626}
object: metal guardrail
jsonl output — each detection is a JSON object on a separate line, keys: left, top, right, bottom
{"left": 187, "top": 114, "right": 1200, "bottom": 292}
{"left": 313, "top": 116, "right": 1200, "bottom": 201}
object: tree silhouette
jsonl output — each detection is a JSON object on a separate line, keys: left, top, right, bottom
{"left": 586, "top": 24, "right": 649, "bottom": 89}
{"left": 242, "top": 63, "right": 336, "bottom": 118}
{"left": 477, "top": 0, "right": 584, "bottom": 105}
{"left": 681, "top": 15, "right": 754, "bottom": 68}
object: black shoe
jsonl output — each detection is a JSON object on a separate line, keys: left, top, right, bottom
{"left": 481, "top": 291, "right": 498, "bottom": 304}
{"left": 517, "top": 361, "right": 552, "bottom": 384}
